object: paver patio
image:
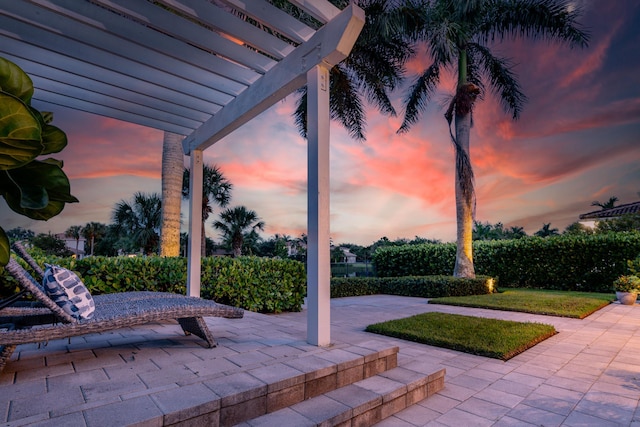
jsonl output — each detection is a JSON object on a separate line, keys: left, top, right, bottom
{"left": 2, "top": 294, "right": 640, "bottom": 426}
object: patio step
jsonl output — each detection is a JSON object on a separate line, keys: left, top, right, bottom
{"left": 155, "top": 343, "right": 404, "bottom": 426}
{"left": 238, "top": 366, "right": 446, "bottom": 427}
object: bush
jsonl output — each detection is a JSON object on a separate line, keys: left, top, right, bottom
{"left": 331, "top": 275, "right": 495, "bottom": 298}
{"left": 0, "top": 254, "right": 306, "bottom": 313}
{"left": 373, "top": 232, "right": 640, "bottom": 292}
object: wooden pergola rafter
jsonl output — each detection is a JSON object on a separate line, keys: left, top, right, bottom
{"left": 0, "top": 0, "right": 365, "bottom": 346}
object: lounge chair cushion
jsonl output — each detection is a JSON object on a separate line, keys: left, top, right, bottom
{"left": 43, "top": 264, "right": 95, "bottom": 320}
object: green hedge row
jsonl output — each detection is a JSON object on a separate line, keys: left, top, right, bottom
{"left": 331, "top": 275, "right": 495, "bottom": 298}
{"left": 1, "top": 255, "right": 306, "bottom": 313}
{"left": 373, "top": 232, "right": 640, "bottom": 292}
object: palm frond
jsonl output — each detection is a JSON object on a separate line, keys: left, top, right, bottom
{"left": 329, "top": 64, "right": 367, "bottom": 141}
{"left": 398, "top": 63, "right": 440, "bottom": 134}
{"left": 293, "top": 87, "right": 308, "bottom": 139}
{"left": 478, "top": 0, "right": 589, "bottom": 48}
{"left": 468, "top": 43, "right": 527, "bottom": 119}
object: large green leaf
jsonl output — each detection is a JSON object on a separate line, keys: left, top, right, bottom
{"left": 29, "top": 107, "right": 67, "bottom": 154}
{"left": 3, "top": 160, "right": 78, "bottom": 219}
{"left": 0, "top": 226, "right": 8, "bottom": 266}
{"left": 0, "top": 57, "right": 34, "bottom": 103}
{"left": 0, "top": 92, "right": 43, "bottom": 170}
{"left": 40, "top": 123, "right": 67, "bottom": 154}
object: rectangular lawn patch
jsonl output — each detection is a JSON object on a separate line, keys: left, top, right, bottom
{"left": 429, "top": 289, "right": 613, "bottom": 319}
{"left": 366, "top": 312, "right": 556, "bottom": 360}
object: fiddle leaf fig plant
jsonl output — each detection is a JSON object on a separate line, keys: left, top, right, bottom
{"left": 0, "top": 56, "right": 78, "bottom": 265}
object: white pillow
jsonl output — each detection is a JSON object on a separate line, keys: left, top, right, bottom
{"left": 43, "top": 264, "right": 95, "bottom": 320}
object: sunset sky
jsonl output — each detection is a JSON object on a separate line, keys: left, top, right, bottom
{"left": 1, "top": 0, "right": 639, "bottom": 246}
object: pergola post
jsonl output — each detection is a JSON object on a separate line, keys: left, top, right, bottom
{"left": 186, "top": 149, "right": 203, "bottom": 297}
{"left": 307, "top": 63, "right": 331, "bottom": 346}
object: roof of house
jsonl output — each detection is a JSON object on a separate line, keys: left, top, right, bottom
{"left": 579, "top": 201, "right": 640, "bottom": 220}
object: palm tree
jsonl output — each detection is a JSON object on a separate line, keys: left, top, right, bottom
{"left": 397, "top": 0, "right": 589, "bottom": 277}
{"left": 534, "top": 223, "right": 559, "bottom": 238}
{"left": 81, "top": 222, "right": 106, "bottom": 256}
{"left": 591, "top": 196, "right": 618, "bottom": 210}
{"left": 64, "top": 225, "right": 82, "bottom": 256}
{"left": 159, "top": 132, "right": 184, "bottom": 257}
{"left": 182, "top": 164, "right": 232, "bottom": 257}
{"left": 292, "top": 0, "right": 416, "bottom": 141}
{"left": 112, "top": 192, "right": 162, "bottom": 255}
{"left": 213, "top": 206, "right": 265, "bottom": 257}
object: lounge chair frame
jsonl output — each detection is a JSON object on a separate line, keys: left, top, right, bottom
{"left": 0, "top": 243, "right": 243, "bottom": 373}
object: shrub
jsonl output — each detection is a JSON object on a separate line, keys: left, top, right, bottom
{"left": 331, "top": 276, "right": 494, "bottom": 298}
{"left": 373, "top": 232, "right": 640, "bottom": 292}
{"left": 0, "top": 254, "right": 306, "bottom": 313}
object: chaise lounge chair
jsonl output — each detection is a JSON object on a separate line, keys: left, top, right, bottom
{"left": 0, "top": 242, "right": 243, "bottom": 373}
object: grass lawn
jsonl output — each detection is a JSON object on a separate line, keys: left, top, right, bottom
{"left": 366, "top": 312, "right": 556, "bottom": 360}
{"left": 429, "top": 289, "right": 614, "bottom": 319}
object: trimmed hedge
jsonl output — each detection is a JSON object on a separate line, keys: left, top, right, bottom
{"left": 373, "top": 232, "right": 640, "bottom": 293}
{"left": 0, "top": 254, "right": 306, "bottom": 313}
{"left": 331, "top": 275, "right": 495, "bottom": 298}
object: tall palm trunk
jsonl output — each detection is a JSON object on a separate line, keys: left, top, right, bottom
{"left": 452, "top": 50, "right": 476, "bottom": 278}
{"left": 453, "top": 110, "right": 475, "bottom": 278}
{"left": 160, "top": 132, "right": 183, "bottom": 257}
{"left": 201, "top": 220, "right": 207, "bottom": 257}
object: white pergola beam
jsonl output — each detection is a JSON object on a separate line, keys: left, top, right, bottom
{"left": 183, "top": 3, "right": 365, "bottom": 154}
{"left": 187, "top": 150, "right": 204, "bottom": 297}
{"left": 306, "top": 64, "right": 332, "bottom": 346}
{"left": 288, "top": 0, "right": 341, "bottom": 23}
{"left": 221, "top": 0, "right": 316, "bottom": 44}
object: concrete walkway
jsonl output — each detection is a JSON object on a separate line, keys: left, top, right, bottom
{"left": 2, "top": 295, "right": 640, "bottom": 426}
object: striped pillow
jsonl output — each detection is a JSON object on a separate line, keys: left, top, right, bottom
{"left": 43, "top": 264, "right": 95, "bottom": 320}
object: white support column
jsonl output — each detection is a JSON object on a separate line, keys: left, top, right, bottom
{"left": 307, "top": 63, "right": 331, "bottom": 346}
{"left": 186, "top": 149, "right": 204, "bottom": 297}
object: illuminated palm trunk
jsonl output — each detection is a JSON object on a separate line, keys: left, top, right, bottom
{"left": 453, "top": 109, "right": 475, "bottom": 278}
{"left": 453, "top": 50, "right": 475, "bottom": 278}
{"left": 159, "top": 132, "right": 183, "bottom": 257}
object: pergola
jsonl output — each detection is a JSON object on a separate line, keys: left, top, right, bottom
{"left": 0, "top": 0, "right": 365, "bottom": 346}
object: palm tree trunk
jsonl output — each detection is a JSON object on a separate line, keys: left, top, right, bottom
{"left": 453, "top": 110, "right": 475, "bottom": 278}
{"left": 160, "top": 132, "right": 183, "bottom": 257}
{"left": 201, "top": 222, "right": 207, "bottom": 257}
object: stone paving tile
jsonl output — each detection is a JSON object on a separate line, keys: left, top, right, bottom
{"left": 502, "top": 371, "right": 547, "bottom": 388}
{"left": 562, "top": 410, "right": 623, "bottom": 427}
{"left": 446, "top": 373, "right": 491, "bottom": 392}
{"left": 534, "top": 383, "right": 584, "bottom": 404}
{"left": 455, "top": 397, "right": 511, "bottom": 421}
{"left": 488, "top": 379, "right": 536, "bottom": 397}
{"left": 417, "top": 394, "right": 460, "bottom": 415}
{"left": 507, "top": 403, "right": 567, "bottom": 427}
{"left": 433, "top": 383, "right": 476, "bottom": 402}
{"left": 520, "top": 391, "right": 577, "bottom": 416}
{"left": 150, "top": 382, "right": 219, "bottom": 425}
{"left": 435, "top": 407, "right": 494, "bottom": 427}
{"left": 572, "top": 390, "right": 637, "bottom": 425}
{"left": 8, "top": 386, "right": 85, "bottom": 422}
{"left": 491, "top": 415, "right": 538, "bottom": 426}
{"left": 375, "top": 416, "right": 416, "bottom": 426}
{"left": 26, "top": 411, "right": 87, "bottom": 427}
{"left": 81, "top": 374, "right": 148, "bottom": 402}
{"left": 544, "top": 375, "right": 594, "bottom": 393}
{"left": 390, "top": 401, "right": 441, "bottom": 425}
{"left": 83, "top": 395, "right": 162, "bottom": 427}
{"left": 243, "top": 407, "right": 315, "bottom": 427}
{"left": 473, "top": 388, "right": 524, "bottom": 409}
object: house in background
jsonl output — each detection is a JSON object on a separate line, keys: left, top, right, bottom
{"left": 54, "top": 233, "right": 86, "bottom": 258}
{"left": 578, "top": 201, "right": 640, "bottom": 229}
